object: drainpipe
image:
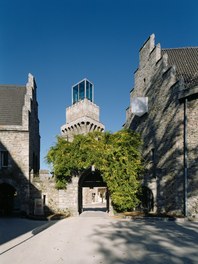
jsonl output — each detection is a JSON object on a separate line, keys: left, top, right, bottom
{"left": 183, "top": 98, "right": 188, "bottom": 217}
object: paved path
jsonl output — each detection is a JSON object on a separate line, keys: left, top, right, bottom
{"left": 0, "top": 217, "right": 50, "bottom": 245}
{"left": 1, "top": 213, "right": 198, "bottom": 264}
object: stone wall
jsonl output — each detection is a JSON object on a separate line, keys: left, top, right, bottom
{"left": 186, "top": 98, "right": 198, "bottom": 215}
{"left": 32, "top": 171, "right": 79, "bottom": 216}
{"left": 66, "top": 98, "right": 100, "bottom": 123}
{"left": 61, "top": 98, "right": 105, "bottom": 141}
{"left": 0, "top": 130, "right": 30, "bottom": 212}
{"left": 27, "top": 74, "right": 40, "bottom": 174}
{"left": 125, "top": 35, "right": 189, "bottom": 215}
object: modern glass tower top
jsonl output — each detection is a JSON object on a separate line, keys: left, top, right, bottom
{"left": 72, "top": 78, "right": 94, "bottom": 104}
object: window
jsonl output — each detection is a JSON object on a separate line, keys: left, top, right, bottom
{"left": 151, "top": 148, "right": 155, "bottom": 163}
{"left": 151, "top": 148, "right": 156, "bottom": 178}
{"left": 79, "top": 81, "right": 85, "bottom": 100}
{"left": 72, "top": 79, "right": 93, "bottom": 104}
{"left": 86, "top": 81, "right": 93, "bottom": 101}
{"left": 1, "top": 151, "right": 9, "bottom": 167}
{"left": 33, "top": 152, "right": 39, "bottom": 174}
{"left": 73, "top": 85, "right": 78, "bottom": 104}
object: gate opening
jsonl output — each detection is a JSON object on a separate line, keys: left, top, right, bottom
{"left": 82, "top": 187, "right": 108, "bottom": 211}
{"left": 78, "top": 168, "right": 109, "bottom": 214}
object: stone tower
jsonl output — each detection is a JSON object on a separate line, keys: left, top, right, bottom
{"left": 61, "top": 78, "right": 105, "bottom": 140}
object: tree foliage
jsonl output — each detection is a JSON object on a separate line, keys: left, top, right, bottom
{"left": 46, "top": 129, "right": 143, "bottom": 212}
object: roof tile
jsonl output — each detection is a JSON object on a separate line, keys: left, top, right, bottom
{"left": 0, "top": 85, "right": 26, "bottom": 126}
{"left": 162, "top": 47, "right": 198, "bottom": 88}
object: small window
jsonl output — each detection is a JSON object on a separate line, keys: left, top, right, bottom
{"left": 43, "top": 195, "right": 46, "bottom": 206}
{"left": 1, "top": 151, "right": 9, "bottom": 167}
{"left": 151, "top": 148, "right": 156, "bottom": 178}
{"left": 151, "top": 148, "right": 155, "bottom": 163}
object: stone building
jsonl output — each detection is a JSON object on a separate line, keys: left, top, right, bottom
{"left": 125, "top": 34, "right": 198, "bottom": 217}
{"left": 0, "top": 73, "right": 40, "bottom": 215}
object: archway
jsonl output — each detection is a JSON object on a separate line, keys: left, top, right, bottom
{"left": 139, "top": 186, "right": 154, "bottom": 212}
{"left": 0, "top": 183, "right": 17, "bottom": 216}
{"left": 78, "top": 168, "right": 109, "bottom": 214}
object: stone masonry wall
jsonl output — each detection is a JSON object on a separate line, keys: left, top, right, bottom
{"left": 0, "top": 131, "right": 29, "bottom": 177}
{"left": 126, "top": 35, "right": 185, "bottom": 215}
{"left": 27, "top": 75, "right": 40, "bottom": 175}
{"left": 61, "top": 97, "right": 105, "bottom": 141}
{"left": 66, "top": 99, "right": 100, "bottom": 123}
{"left": 33, "top": 172, "right": 79, "bottom": 216}
{"left": 187, "top": 99, "right": 198, "bottom": 215}
{"left": 0, "top": 130, "right": 30, "bottom": 212}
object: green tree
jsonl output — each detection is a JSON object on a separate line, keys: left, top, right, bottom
{"left": 46, "top": 129, "right": 143, "bottom": 212}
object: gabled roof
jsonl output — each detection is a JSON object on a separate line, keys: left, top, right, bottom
{"left": 162, "top": 47, "right": 198, "bottom": 88}
{"left": 0, "top": 85, "right": 26, "bottom": 126}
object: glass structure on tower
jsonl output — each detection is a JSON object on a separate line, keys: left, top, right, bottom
{"left": 72, "top": 79, "right": 93, "bottom": 104}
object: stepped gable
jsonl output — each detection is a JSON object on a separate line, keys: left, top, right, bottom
{"left": 162, "top": 47, "right": 198, "bottom": 88}
{"left": 0, "top": 85, "right": 26, "bottom": 126}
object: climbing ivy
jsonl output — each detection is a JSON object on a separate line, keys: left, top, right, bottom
{"left": 46, "top": 129, "right": 143, "bottom": 212}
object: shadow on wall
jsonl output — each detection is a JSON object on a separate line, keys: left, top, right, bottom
{"left": 138, "top": 186, "right": 154, "bottom": 213}
{"left": 130, "top": 71, "right": 185, "bottom": 215}
{"left": 0, "top": 141, "right": 53, "bottom": 217}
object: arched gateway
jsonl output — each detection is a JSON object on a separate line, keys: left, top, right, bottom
{"left": 0, "top": 183, "right": 18, "bottom": 215}
{"left": 78, "top": 168, "right": 109, "bottom": 214}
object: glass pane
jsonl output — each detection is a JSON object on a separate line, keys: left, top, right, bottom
{"left": 89, "top": 83, "right": 93, "bottom": 101}
{"left": 86, "top": 81, "right": 93, "bottom": 101}
{"left": 73, "top": 85, "right": 78, "bottom": 104}
{"left": 86, "top": 81, "right": 89, "bottom": 100}
{"left": 79, "top": 81, "right": 85, "bottom": 100}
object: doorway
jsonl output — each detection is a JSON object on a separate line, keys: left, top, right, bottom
{"left": 139, "top": 186, "right": 154, "bottom": 212}
{"left": 78, "top": 168, "right": 109, "bottom": 214}
{"left": 0, "top": 183, "right": 17, "bottom": 216}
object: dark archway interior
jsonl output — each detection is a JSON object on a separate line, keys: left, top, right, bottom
{"left": 139, "top": 186, "right": 154, "bottom": 212}
{"left": 78, "top": 169, "right": 109, "bottom": 214}
{"left": 0, "top": 183, "right": 16, "bottom": 215}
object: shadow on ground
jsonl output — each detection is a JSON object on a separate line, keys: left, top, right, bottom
{"left": 91, "top": 219, "right": 198, "bottom": 264}
{"left": 0, "top": 217, "right": 52, "bottom": 245}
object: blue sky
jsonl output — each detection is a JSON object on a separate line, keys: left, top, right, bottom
{"left": 0, "top": 0, "right": 197, "bottom": 169}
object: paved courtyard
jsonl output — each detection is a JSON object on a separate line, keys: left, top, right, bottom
{"left": 0, "top": 213, "right": 198, "bottom": 264}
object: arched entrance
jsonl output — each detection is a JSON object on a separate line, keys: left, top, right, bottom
{"left": 139, "top": 186, "right": 154, "bottom": 212}
{"left": 78, "top": 168, "right": 109, "bottom": 214}
{"left": 0, "top": 183, "right": 18, "bottom": 216}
